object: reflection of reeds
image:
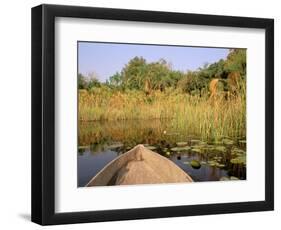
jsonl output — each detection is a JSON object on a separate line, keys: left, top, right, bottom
{"left": 79, "top": 86, "right": 246, "bottom": 141}
{"left": 79, "top": 119, "right": 170, "bottom": 147}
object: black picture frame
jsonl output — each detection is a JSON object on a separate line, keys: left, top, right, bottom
{"left": 31, "top": 4, "right": 274, "bottom": 225}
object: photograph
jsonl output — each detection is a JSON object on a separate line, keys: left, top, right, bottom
{"left": 77, "top": 42, "right": 247, "bottom": 187}
{"left": 30, "top": 3, "right": 274, "bottom": 225}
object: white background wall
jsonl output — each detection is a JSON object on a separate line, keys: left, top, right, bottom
{"left": 0, "top": 0, "right": 279, "bottom": 229}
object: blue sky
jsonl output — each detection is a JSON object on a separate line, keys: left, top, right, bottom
{"left": 78, "top": 42, "right": 229, "bottom": 82}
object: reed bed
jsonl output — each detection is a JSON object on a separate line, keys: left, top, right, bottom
{"left": 79, "top": 87, "right": 246, "bottom": 141}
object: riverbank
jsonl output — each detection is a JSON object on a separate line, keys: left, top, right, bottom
{"left": 78, "top": 88, "right": 246, "bottom": 140}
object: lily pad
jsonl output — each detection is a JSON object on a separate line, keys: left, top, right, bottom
{"left": 222, "top": 138, "right": 235, "bottom": 145}
{"left": 171, "top": 146, "right": 191, "bottom": 152}
{"left": 207, "top": 160, "right": 217, "bottom": 165}
{"left": 190, "top": 139, "right": 201, "bottom": 145}
{"left": 230, "top": 158, "right": 240, "bottom": 164}
{"left": 191, "top": 145, "right": 204, "bottom": 149}
{"left": 190, "top": 160, "right": 201, "bottom": 169}
{"left": 183, "top": 161, "right": 190, "bottom": 165}
{"left": 146, "top": 145, "right": 157, "bottom": 151}
{"left": 199, "top": 141, "right": 207, "bottom": 145}
{"left": 200, "top": 145, "right": 215, "bottom": 151}
{"left": 213, "top": 156, "right": 222, "bottom": 160}
{"left": 200, "top": 161, "right": 207, "bottom": 165}
{"left": 192, "top": 141, "right": 207, "bottom": 146}
{"left": 212, "top": 141, "right": 223, "bottom": 145}
{"left": 176, "top": 142, "right": 188, "bottom": 147}
{"left": 107, "top": 143, "right": 124, "bottom": 149}
{"left": 231, "top": 147, "right": 246, "bottom": 156}
{"left": 165, "top": 151, "right": 171, "bottom": 156}
{"left": 191, "top": 148, "right": 202, "bottom": 154}
{"left": 207, "top": 160, "right": 221, "bottom": 167}
{"left": 220, "top": 176, "right": 230, "bottom": 181}
{"left": 230, "top": 155, "right": 246, "bottom": 165}
{"left": 78, "top": 145, "right": 89, "bottom": 150}
{"left": 213, "top": 146, "right": 227, "bottom": 153}
{"left": 217, "top": 164, "right": 226, "bottom": 168}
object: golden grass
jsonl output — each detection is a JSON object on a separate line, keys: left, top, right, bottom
{"left": 79, "top": 86, "right": 246, "bottom": 141}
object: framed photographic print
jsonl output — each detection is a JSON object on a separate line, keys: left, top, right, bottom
{"left": 31, "top": 4, "right": 274, "bottom": 225}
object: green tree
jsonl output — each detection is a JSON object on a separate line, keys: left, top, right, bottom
{"left": 147, "top": 59, "right": 172, "bottom": 91}
{"left": 224, "top": 49, "right": 246, "bottom": 76}
{"left": 107, "top": 72, "right": 123, "bottom": 89}
{"left": 121, "top": 56, "right": 148, "bottom": 90}
{"left": 83, "top": 72, "right": 101, "bottom": 90}
{"left": 78, "top": 73, "right": 87, "bottom": 89}
{"left": 87, "top": 77, "right": 101, "bottom": 89}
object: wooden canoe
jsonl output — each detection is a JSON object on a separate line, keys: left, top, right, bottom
{"left": 86, "top": 144, "right": 193, "bottom": 186}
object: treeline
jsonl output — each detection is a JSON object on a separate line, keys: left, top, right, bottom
{"left": 78, "top": 49, "right": 246, "bottom": 96}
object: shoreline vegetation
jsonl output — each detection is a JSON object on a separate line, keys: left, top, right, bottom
{"left": 78, "top": 49, "right": 246, "bottom": 141}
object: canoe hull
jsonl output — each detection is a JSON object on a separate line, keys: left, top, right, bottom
{"left": 86, "top": 144, "right": 193, "bottom": 186}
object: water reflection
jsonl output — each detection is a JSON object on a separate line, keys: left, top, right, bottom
{"left": 78, "top": 120, "right": 246, "bottom": 187}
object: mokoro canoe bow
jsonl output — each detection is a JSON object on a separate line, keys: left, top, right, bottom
{"left": 86, "top": 144, "right": 193, "bottom": 186}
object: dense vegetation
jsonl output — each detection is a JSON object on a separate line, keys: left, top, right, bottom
{"left": 78, "top": 49, "right": 246, "bottom": 141}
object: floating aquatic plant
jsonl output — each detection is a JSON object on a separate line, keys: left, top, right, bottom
{"left": 213, "top": 146, "right": 227, "bottom": 152}
{"left": 176, "top": 142, "right": 188, "bottom": 147}
{"left": 78, "top": 145, "right": 89, "bottom": 150}
{"left": 230, "top": 155, "right": 246, "bottom": 165}
{"left": 231, "top": 147, "right": 245, "bottom": 155}
{"left": 107, "top": 143, "right": 124, "bottom": 149}
{"left": 190, "top": 160, "right": 201, "bottom": 169}
{"left": 191, "top": 148, "right": 202, "bottom": 154}
{"left": 222, "top": 138, "right": 235, "bottom": 145}
{"left": 171, "top": 146, "right": 191, "bottom": 152}
{"left": 146, "top": 145, "right": 157, "bottom": 150}
{"left": 220, "top": 176, "right": 230, "bottom": 181}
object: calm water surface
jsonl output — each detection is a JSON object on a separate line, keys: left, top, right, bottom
{"left": 78, "top": 120, "right": 246, "bottom": 187}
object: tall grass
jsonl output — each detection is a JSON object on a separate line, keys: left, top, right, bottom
{"left": 79, "top": 86, "right": 246, "bottom": 141}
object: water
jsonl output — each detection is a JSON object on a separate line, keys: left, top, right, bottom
{"left": 78, "top": 119, "right": 246, "bottom": 187}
